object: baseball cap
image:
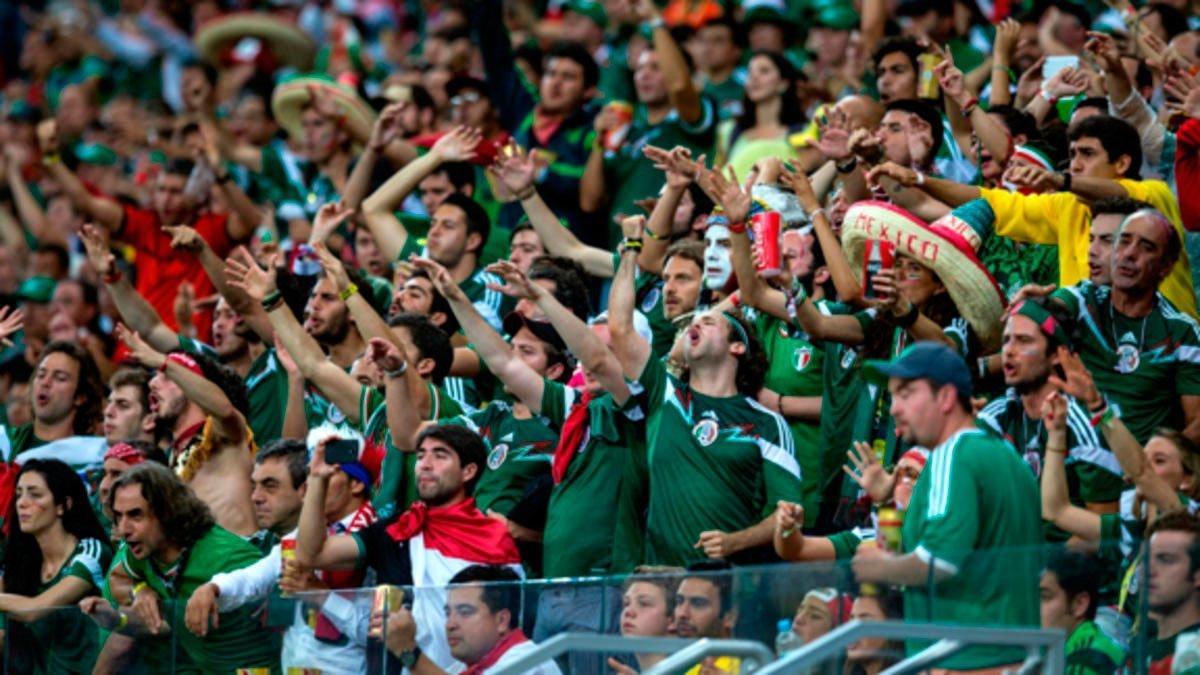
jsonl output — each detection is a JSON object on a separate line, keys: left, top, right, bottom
{"left": 565, "top": 0, "right": 608, "bottom": 28}
{"left": 75, "top": 143, "right": 120, "bottom": 167}
{"left": 503, "top": 312, "right": 567, "bottom": 352}
{"left": 445, "top": 76, "right": 490, "bottom": 102}
{"left": 862, "top": 341, "right": 973, "bottom": 398}
{"left": 17, "top": 276, "right": 56, "bottom": 304}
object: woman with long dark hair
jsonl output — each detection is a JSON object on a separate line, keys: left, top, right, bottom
{"left": 717, "top": 51, "right": 807, "bottom": 180}
{"left": 0, "top": 459, "right": 111, "bottom": 673}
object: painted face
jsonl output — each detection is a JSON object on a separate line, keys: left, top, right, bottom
{"left": 703, "top": 224, "right": 733, "bottom": 290}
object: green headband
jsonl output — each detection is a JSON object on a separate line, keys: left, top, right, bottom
{"left": 1010, "top": 299, "right": 1068, "bottom": 347}
{"left": 721, "top": 312, "right": 751, "bottom": 352}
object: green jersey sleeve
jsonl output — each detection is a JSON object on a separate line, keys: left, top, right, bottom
{"left": 636, "top": 355, "right": 669, "bottom": 411}
{"left": 177, "top": 335, "right": 217, "bottom": 360}
{"left": 914, "top": 442, "right": 980, "bottom": 573}
{"left": 828, "top": 529, "right": 864, "bottom": 560}
{"left": 64, "top": 538, "right": 111, "bottom": 590}
{"left": 1175, "top": 323, "right": 1200, "bottom": 396}
{"left": 540, "top": 378, "right": 579, "bottom": 428}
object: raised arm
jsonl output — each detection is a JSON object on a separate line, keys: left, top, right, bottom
{"left": 225, "top": 247, "right": 365, "bottom": 425}
{"left": 4, "top": 146, "right": 56, "bottom": 245}
{"left": 118, "top": 325, "right": 246, "bottom": 442}
{"left": 361, "top": 126, "right": 483, "bottom": 261}
{"left": 608, "top": 217, "right": 654, "bottom": 379}
{"left": 490, "top": 145, "right": 614, "bottom": 277}
{"left": 369, "top": 338, "right": 427, "bottom": 451}
{"left": 195, "top": 124, "right": 262, "bottom": 241}
{"left": 773, "top": 501, "right": 839, "bottom": 561}
{"left": 81, "top": 224, "right": 178, "bottom": 352}
{"left": 638, "top": 0, "right": 702, "bottom": 123}
{"left": 412, "top": 256, "right": 546, "bottom": 410}
{"left": 295, "top": 441, "right": 364, "bottom": 569}
{"left": 936, "top": 53, "right": 1012, "bottom": 166}
{"left": 866, "top": 162, "right": 982, "bottom": 207}
{"left": 275, "top": 338, "right": 309, "bottom": 440}
{"left": 37, "top": 121, "right": 123, "bottom": 231}
{"left": 782, "top": 166, "right": 864, "bottom": 304}
{"left": 641, "top": 145, "right": 700, "bottom": 274}
{"left": 1040, "top": 391, "right": 1102, "bottom": 539}
{"left": 990, "top": 20, "right": 1020, "bottom": 107}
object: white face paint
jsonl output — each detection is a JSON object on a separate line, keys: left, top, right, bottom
{"left": 703, "top": 224, "right": 733, "bottom": 290}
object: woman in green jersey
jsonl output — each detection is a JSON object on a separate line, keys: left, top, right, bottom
{"left": 0, "top": 459, "right": 112, "bottom": 674}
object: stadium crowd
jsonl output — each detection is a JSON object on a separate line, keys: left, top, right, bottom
{"left": 2, "top": 0, "right": 1200, "bottom": 672}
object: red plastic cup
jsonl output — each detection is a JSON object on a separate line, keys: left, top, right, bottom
{"left": 751, "top": 211, "right": 783, "bottom": 278}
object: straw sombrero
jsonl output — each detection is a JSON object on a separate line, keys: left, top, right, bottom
{"left": 271, "top": 74, "right": 377, "bottom": 142}
{"left": 841, "top": 200, "right": 1007, "bottom": 349}
{"left": 195, "top": 13, "right": 316, "bottom": 70}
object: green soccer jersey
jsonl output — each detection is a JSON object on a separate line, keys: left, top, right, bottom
{"left": 638, "top": 355, "right": 802, "bottom": 566}
{"left": 828, "top": 527, "right": 874, "bottom": 560}
{"left": 442, "top": 400, "right": 557, "bottom": 516}
{"left": 977, "top": 388, "right": 1124, "bottom": 505}
{"left": 260, "top": 142, "right": 339, "bottom": 225}
{"left": 1052, "top": 282, "right": 1200, "bottom": 444}
{"left": 700, "top": 70, "right": 748, "bottom": 121}
{"left": 603, "top": 98, "right": 718, "bottom": 247}
{"left": 178, "top": 337, "right": 288, "bottom": 444}
{"left": 815, "top": 302, "right": 868, "bottom": 528}
{"left": 25, "top": 537, "right": 111, "bottom": 674}
{"left": 119, "top": 526, "right": 277, "bottom": 673}
{"left": 756, "top": 314, "right": 826, "bottom": 524}
{"left": 1065, "top": 619, "right": 1125, "bottom": 675}
{"left": 540, "top": 378, "right": 645, "bottom": 577}
{"left": 901, "top": 428, "right": 1041, "bottom": 670}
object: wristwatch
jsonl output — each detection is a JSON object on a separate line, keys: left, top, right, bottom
{"left": 399, "top": 645, "right": 422, "bottom": 668}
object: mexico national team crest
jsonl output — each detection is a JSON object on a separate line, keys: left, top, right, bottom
{"left": 1115, "top": 343, "right": 1140, "bottom": 374}
{"left": 640, "top": 287, "right": 661, "bottom": 314}
{"left": 487, "top": 444, "right": 509, "bottom": 470}
{"left": 692, "top": 419, "right": 720, "bottom": 446}
{"left": 841, "top": 349, "right": 857, "bottom": 370}
{"left": 792, "top": 346, "right": 813, "bottom": 372}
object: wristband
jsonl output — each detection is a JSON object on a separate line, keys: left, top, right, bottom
{"left": 961, "top": 97, "right": 980, "bottom": 116}
{"left": 643, "top": 228, "right": 664, "bottom": 241}
{"left": 729, "top": 292, "right": 740, "bottom": 308}
{"left": 808, "top": 208, "right": 827, "bottom": 223}
{"left": 133, "top": 582, "right": 149, "bottom": 597}
{"left": 116, "top": 612, "right": 129, "bottom": 630}
{"left": 896, "top": 303, "right": 920, "bottom": 328}
{"left": 339, "top": 283, "right": 358, "bottom": 301}
{"left": 1088, "top": 400, "right": 1112, "bottom": 427}
{"left": 1045, "top": 443, "right": 1068, "bottom": 455}
{"left": 914, "top": 171, "right": 926, "bottom": 187}
{"left": 836, "top": 157, "right": 858, "bottom": 174}
{"left": 385, "top": 360, "right": 409, "bottom": 378}
{"left": 41, "top": 153, "right": 60, "bottom": 166}
{"left": 776, "top": 392, "right": 784, "bottom": 414}
{"left": 261, "top": 290, "right": 283, "bottom": 311}
{"left": 729, "top": 221, "right": 747, "bottom": 234}
{"left": 1039, "top": 87, "right": 1057, "bottom": 104}
{"left": 102, "top": 268, "right": 123, "bottom": 285}
{"left": 514, "top": 187, "right": 535, "bottom": 201}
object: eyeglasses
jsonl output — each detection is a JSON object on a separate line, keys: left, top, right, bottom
{"left": 450, "top": 92, "right": 483, "bottom": 107}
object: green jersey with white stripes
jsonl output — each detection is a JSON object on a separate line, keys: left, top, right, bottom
{"left": 27, "top": 537, "right": 111, "bottom": 674}
{"left": 1052, "top": 282, "right": 1200, "bottom": 444}
{"left": 902, "top": 428, "right": 1041, "bottom": 669}
{"left": 637, "top": 355, "right": 802, "bottom": 566}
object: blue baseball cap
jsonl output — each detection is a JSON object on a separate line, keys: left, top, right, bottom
{"left": 862, "top": 341, "right": 972, "bottom": 398}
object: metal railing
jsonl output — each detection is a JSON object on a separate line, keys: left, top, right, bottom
{"left": 489, "top": 633, "right": 775, "bottom": 675}
{"left": 757, "top": 620, "right": 1066, "bottom": 675}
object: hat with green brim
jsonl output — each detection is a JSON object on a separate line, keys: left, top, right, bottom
{"left": 862, "top": 341, "right": 973, "bottom": 398}
{"left": 17, "top": 276, "right": 55, "bottom": 304}
{"left": 565, "top": 0, "right": 608, "bottom": 28}
{"left": 271, "top": 74, "right": 377, "bottom": 141}
{"left": 194, "top": 12, "right": 316, "bottom": 70}
{"left": 809, "top": 0, "right": 858, "bottom": 29}
{"left": 75, "top": 143, "right": 119, "bottom": 167}
{"left": 742, "top": 0, "right": 797, "bottom": 26}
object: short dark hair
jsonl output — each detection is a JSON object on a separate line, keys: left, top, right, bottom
{"left": 664, "top": 240, "right": 705, "bottom": 273}
{"left": 1147, "top": 509, "right": 1200, "bottom": 575}
{"left": 430, "top": 161, "right": 477, "bottom": 192}
{"left": 886, "top": 99, "right": 945, "bottom": 157}
{"left": 179, "top": 350, "right": 250, "bottom": 417}
{"left": 181, "top": 59, "right": 219, "bottom": 87}
{"left": 697, "top": 15, "right": 747, "bottom": 49}
{"left": 1145, "top": 2, "right": 1189, "bottom": 40}
{"left": 410, "top": 84, "right": 436, "bottom": 112}
{"left": 545, "top": 42, "right": 599, "bottom": 90}
{"left": 35, "top": 243, "right": 70, "bottom": 275}
{"left": 683, "top": 559, "right": 734, "bottom": 616}
{"left": 164, "top": 157, "right": 195, "bottom": 178}
{"left": 415, "top": 424, "right": 487, "bottom": 495}
{"left": 873, "top": 36, "right": 923, "bottom": 74}
{"left": 388, "top": 312, "right": 454, "bottom": 383}
{"left": 109, "top": 367, "right": 151, "bottom": 413}
{"left": 109, "top": 463, "right": 215, "bottom": 549}
{"left": 1044, "top": 549, "right": 1103, "bottom": 621}
{"left": 39, "top": 341, "right": 105, "bottom": 435}
{"left": 439, "top": 193, "right": 491, "bottom": 258}
{"left": 986, "top": 104, "right": 1038, "bottom": 144}
{"left": 529, "top": 256, "right": 591, "bottom": 321}
{"left": 1068, "top": 115, "right": 1142, "bottom": 178}
{"left": 256, "top": 439, "right": 309, "bottom": 490}
{"left": 1091, "top": 197, "right": 1152, "bottom": 219}
{"left": 448, "top": 564, "right": 522, "bottom": 629}
{"left": 405, "top": 269, "right": 460, "bottom": 336}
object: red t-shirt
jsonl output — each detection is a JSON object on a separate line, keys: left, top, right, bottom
{"left": 119, "top": 205, "right": 234, "bottom": 341}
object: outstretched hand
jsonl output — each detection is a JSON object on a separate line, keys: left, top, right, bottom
{"left": 224, "top": 247, "right": 278, "bottom": 302}
{"left": 116, "top": 324, "right": 167, "bottom": 369}
{"left": 843, "top": 441, "right": 896, "bottom": 504}
{"left": 310, "top": 201, "right": 356, "bottom": 248}
{"left": 80, "top": 224, "right": 116, "bottom": 278}
{"left": 409, "top": 256, "right": 467, "bottom": 302}
{"left": 1048, "top": 346, "right": 1103, "bottom": 410}
{"left": 368, "top": 337, "right": 406, "bottom": 373}
{"left": 485, "top": 260, "right": 540, "bottom": 300}
{"left": 696, "top": 164, "right": 751, "bottom": 224}
{"left": 432, "top": 126, "right": 483, "bottom": 162}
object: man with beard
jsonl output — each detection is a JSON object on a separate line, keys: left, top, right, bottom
{"left": 1142, "top": 511, "right": 1200, "bottom": 673}
{"left": 118, "top": 329, "right": 257, "bottom": 538}
{"left": 81, "top": 223, "right": 289, "bottom": 443}
{"left": 672, "top": 561, "right": 740, "bottom": 672}
{"left": 852, "top": 341, "right": 1040, "bottom": 671}
{"left": 295, "top": 425, "right": 521, "bottom": 673}
{"left": 366, "top": 131, "right": 512, "bottom": 331}
{"left": 977, "top": 299, "right": 1123, "bottom": 522}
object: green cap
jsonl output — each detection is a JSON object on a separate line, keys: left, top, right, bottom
{"left": 565, "top": 0, "right": 608, "bottom": 27}
{"left": 811, "top": 0, "right": 859, "bottom": 30}
{"left": 742, "top": 0, "right": 796, "bottom": 26}
{"left": 75, "top": 143, "right": 120, "bottom": 167}
{"left": 17, "top": 276, "right": 56, "bottom": 304}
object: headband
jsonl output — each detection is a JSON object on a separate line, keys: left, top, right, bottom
{"left": 104, "top": 442, "right": 147, "bottom": 466}
{"left": 721, "top": 312, "right": 751, "bottom": 352}
{"left": 898, "top": 448, "right": 929, "bottom": 472}
{"left": 1008, "top": 299, "right": 1069, "bottom": 348}
{"left": 163, "top": 352, "right": 204, "bottom": 377}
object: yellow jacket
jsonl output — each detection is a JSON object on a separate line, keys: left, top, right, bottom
{"left": 981, "top": 180, "right": 1198, "bottom": 318}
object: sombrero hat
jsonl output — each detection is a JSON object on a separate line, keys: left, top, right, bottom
{"left": 841, "top": 200, "right": 1007, "bottom": 350}
{"left": 271, "top": 74, "right": 377, "bottom": 141}
{"left": 195, "top": 13, "right": 316, "bottom": 70}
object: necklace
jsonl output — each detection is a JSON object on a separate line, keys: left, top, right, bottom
{"left": 1108, "top": 302, "right": 1150, "bottom": 374}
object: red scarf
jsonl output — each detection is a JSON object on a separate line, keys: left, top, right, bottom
{"left": 551, "top": 391, "right": 592, "bottom": 484}
{"left": 532, "top": 109, "right": 564, "bottom": 146}
{"left": 461, "top": 629, "right": 529, "bottom": 675}
{"left": 385, "top": 498, "right": 520, "bottom": 564}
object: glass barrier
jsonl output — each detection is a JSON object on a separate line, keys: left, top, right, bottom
{"left": 0, "top": 544, "right": 1148, "bottom": 674}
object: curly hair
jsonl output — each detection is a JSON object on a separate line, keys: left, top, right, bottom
{"left": 681, "top": 310, "right": 767, "bottom": 397}
{"left": 38, "top": 341, "right": 105, "bottom": 435}
{"left": 108, "top": 463, "right": 215, "bottom": 550}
